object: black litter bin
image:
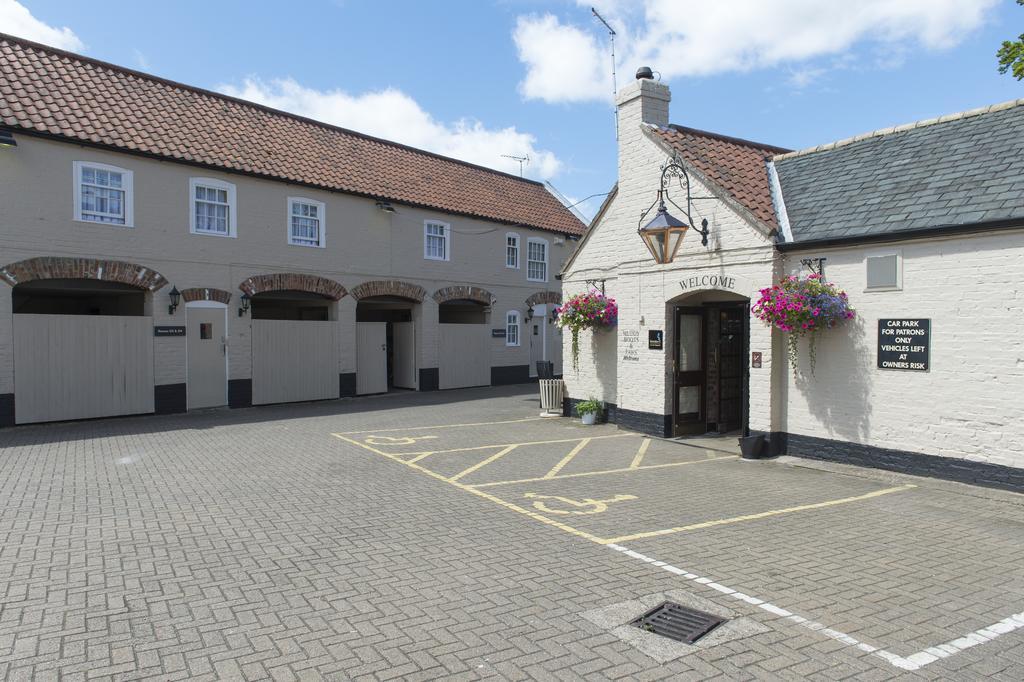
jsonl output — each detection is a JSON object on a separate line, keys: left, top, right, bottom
{"left": 536, "top": 361, "right": 555, "bottom": 380}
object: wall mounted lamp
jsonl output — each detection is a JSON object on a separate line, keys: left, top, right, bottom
{"left": 167, "top": 286, "right": 181, "bottom": 315}
{"left": 238, "top": 293, "right": 250, "bottom": 317}
{"left": 637, "top": 161, "right": 711, "bottom": 264}
{"left": 0, "top": 129, "right": 16, "bottom": 148}
{"left": 375, "top": 201, "right": 396, "bottom": 213}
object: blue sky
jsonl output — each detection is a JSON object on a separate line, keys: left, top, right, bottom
{"left": 4, "top": 0, "right": 1022, "bottom": 219}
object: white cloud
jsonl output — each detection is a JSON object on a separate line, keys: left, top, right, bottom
{"left": 0, "top": 0, "right": 83, "bottom": 51}
{"left": 219, "top": 77, "right": 562, "bottom": 180}
{"left": 515, "top": 0, "right": 1001, "bottom": 103}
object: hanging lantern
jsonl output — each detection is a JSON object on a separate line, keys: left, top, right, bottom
{"left": 638, "top": 202, "right": 689, "bottom": 264}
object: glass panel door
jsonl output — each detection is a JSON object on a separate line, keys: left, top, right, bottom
{"left": 673, "top": 308, "right": 706, "bottom": 435}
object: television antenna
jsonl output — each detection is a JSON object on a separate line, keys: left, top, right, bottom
{"left": 591, "top": 7, "right": 619, "bottom": 139}
{"left": 502, "top": 154, "right": 530, "bottom": 177}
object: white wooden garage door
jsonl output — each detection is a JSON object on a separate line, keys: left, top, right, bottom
{"left": 14, "top": 314, "right": 155, "bottom": 424}
{"left": 251, "top": 320, "right": 339, "bottom": 405}
{"left": 438, "top": 324, "right": 490, "bottom": 390}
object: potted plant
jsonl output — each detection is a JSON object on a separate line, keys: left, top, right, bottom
{"left": 751, "top": 273, "right": 855, "bottom": 373}
{"left": 575, "top": 398, "right": 603, "bottom": 425}
{"left": 554, "top": 290, "right": 618, "bottom": 373}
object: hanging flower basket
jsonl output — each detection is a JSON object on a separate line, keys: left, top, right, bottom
{"left": 553, "top": 290, "right": 618, "bottom": 372}
{"left": 751, "top": 274, "right": 855, "bottom": 373}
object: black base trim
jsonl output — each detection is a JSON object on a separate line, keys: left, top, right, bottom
{"left": 154, "top": 384, "right": 187, "bottom": 415}
{"left": 0, "top": 393, "right": 13, "bottom": 428}
{"left": 562, "top": 398, "right": 670, "bottom": 436}
{"left": 228, "top": 379, "right": 252, "bottom": 408}
{"left": 419, "top": 368, "right": 439, "bottom": 392}
{"left": 490, "top": 364, "right": 531, "bottom": 386}
{"left": 339, "top": 373, "right": 357, "bottom": 398}
{"left": 785, "top": 432, "right": 1024, "bottom": 495}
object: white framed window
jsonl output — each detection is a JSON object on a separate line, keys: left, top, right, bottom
{"left": 505, "top": 232, "right": 520, "bottom": 269}
{"left": 287, "top": 197, "right": 325, "bottom": 247}
{"left": 865, "top": 250, "right": 902, "bottom": 291}
{"left": 73, "top": 161, "right": 133, "bottom": 226}
{"left": 506, "top": 310, "right": 520, "bottom": 346}
{"left": 527, "top": 237, "right": 548, "bottom": 282}
{"left": 424, "top": 220, "right": 450, "bottom": 261}
{"left": 190, "top": 177, "right": 237, "bottom": 237}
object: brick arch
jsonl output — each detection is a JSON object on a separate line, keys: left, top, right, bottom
{"left": 0, "top": 256, "right": 168, "bottom": 291}
{"left": 350, "top": 280, "right": 426, "bottom": 302}
{"left": 238, "top": 273, "right": 347, "bottom": 301}
{"left": 433, "top": 285, "right": 493, "bottom": 306}
{"left": 181, "top": 287, "right": 232, "bottom": 304}
{"left": 525, "top": 291, "right": 561, "bottom": 308}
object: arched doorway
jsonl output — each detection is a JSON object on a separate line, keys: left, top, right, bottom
{"left": 668, "top": 289, "right": 750, "bottom": 437}
{"left": 353, "top": 281, "right": 426, "bottom": 395}
{"left": 2, "top": 257, "right": 167, "bottom": 424}
{"left": 239, "top": 274, "right": 346, "bottom": 406}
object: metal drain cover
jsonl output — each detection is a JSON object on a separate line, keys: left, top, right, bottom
{"left": 630, "top": 601, "right": 727, "bottom": 644}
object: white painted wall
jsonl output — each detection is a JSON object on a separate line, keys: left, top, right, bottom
{"left": 0, "top": 136, "right": 573, "bottom": 396}
{"left": 562, "top": 77, "right": 780, "bottom": 432}
{"left": 781, "top": 230, "right": 1024, "bottom": 469}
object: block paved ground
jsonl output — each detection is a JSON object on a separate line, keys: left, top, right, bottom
{"left": 1, "top": 384, "right": 1023, "bottom": 680}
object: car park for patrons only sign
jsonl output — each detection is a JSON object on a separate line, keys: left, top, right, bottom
{"left": 877, "top": 319, "right": 930, "bottom": 371}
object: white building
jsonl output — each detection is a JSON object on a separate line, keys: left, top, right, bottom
{"left": 561, "top": 70, "right": 1024, "bottom": 492}
{"left": 0, "top": 34, "right": 583, "bottom": 426}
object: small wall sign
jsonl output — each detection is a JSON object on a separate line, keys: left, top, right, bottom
{"left": 648, "top": 330, "right": 664, "bottom": 350}
{"left": 751, "top": 351, "right": 762, "bottom": 368}
{"left": 621, "top": 329, "right": 640, "bottom": 362}
{"left": 877, "top": 319, "right": 930, "bottom": 371}
{"left": 491, "top": 328, "right": 506, "bottom": 338}
{"left": 154, "top": 325, "right": 186, "bottom": 337}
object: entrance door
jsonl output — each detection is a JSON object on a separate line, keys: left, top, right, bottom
{"left": 187, "top": 307, "right": 227, "bottom": 409}
{"left": 716, "top": 306, "right": 745, "bottom": 432}
{"left": 357, "top": 322, "right": 388, "bottom": 394}
{"left": 393, "top": 321, "right": 417, "bottom": 389}
{"left": 673, "top": 307, "right": 706, "bottom": 436}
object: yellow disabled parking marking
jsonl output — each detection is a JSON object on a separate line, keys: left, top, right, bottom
{"left": 524, "top": 492, "right": 637, "bottom": 515}
{"left": 602, "top": 484, "right": 917, "bottom": 544}
{"left": 364, "top": 435, "right": 439, "bottom": 446}
{"left": 334, "top": 417, "right": 546, "bottom": 436}
{"left": 331, "top": 426, "right": 917, "bottom": 547}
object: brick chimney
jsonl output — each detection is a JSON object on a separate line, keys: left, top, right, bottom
{"left": 615, "top": 67, "right": 670, "bottom": 181}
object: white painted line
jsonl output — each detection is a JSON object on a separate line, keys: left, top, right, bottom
{"left": 606, "top": 543, "right": 1024, "bottom": 672}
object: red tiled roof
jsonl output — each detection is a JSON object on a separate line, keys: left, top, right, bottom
{"left": 647, "top": 124, "right": 789, "bottom": 230}
{"left": 0, "top": 34, "right": 585, "bottom": 236}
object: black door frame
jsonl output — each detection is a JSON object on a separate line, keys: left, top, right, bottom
{"left": 671, "top": 300, "right": 750, "bottom": 438}
{"left": 672, "top": 306, "right": 707, "bottom": 436}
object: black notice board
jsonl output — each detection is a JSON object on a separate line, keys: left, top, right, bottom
{"left": 648, "top": 329, "right": 663, "bottom": 350}
{"left": 154, "top": 325, "right": 186, "bottom": 337}
{"left": 877, "top": 319, "right": 930, "bottom": 371}
{"left": 491, "top": 328, "right": 506, "bottom": 338}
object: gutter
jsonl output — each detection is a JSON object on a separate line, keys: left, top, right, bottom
{"left": 777, "top": 217, "right": 1024, "bottom": 252}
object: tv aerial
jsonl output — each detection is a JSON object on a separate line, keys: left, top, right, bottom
{"left": 502, "top": 154, "right": 530, "bottom": 177}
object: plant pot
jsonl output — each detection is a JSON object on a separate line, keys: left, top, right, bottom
{"left": 739, "top": 435, "right": 766, "bottom": 460}
{"left": 581, "top": 412, "right": 597, "bottom": 425}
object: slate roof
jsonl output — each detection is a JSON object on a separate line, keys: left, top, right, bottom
{"left": 647, "top": 124, "right": 790, "bottom": 230}
{"left": 0, "top": 34, "right": 585, "bottom": 236}
{"left": 774, "top": 100, "right": 1024, "bottom": 242}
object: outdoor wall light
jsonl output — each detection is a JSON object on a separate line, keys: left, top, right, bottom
{"left": 238, "top": 293, "right": 251, "bottom": 317}
{"left": 167, "top": 286, "right": 181, "bottom": 315}
{"left": 375, "top": 200, "right": 396, "bottom": 213}
{"left": 638, "top": 161, "right": 710, "bottom": 264}
{"left": 0, "top": 129, "right": 17, "bottom": 148}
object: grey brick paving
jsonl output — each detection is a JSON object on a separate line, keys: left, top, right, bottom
{"left": 1, "top": 385, "right": 1023, "bottom": 679}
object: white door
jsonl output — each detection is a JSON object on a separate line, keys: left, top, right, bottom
{"left": 438, "top": 324, "right": 490, "bottom": 389}
{"left": 187, "top": 307, "right": 227, "bottom": 409}
{"left": 251, "top": 320, "right": 338, "bottom": 405}
{"left": 357, "top": 322, "right": 388, "bottom": 394}
{"left": 393, "top": 321, "right": 417, "bottom": 389}
{"left": 529, "top": 305, "right": 547, "bottom": 377}
{"left": 14, "top": 314, "right": 154, "bottom": 424}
